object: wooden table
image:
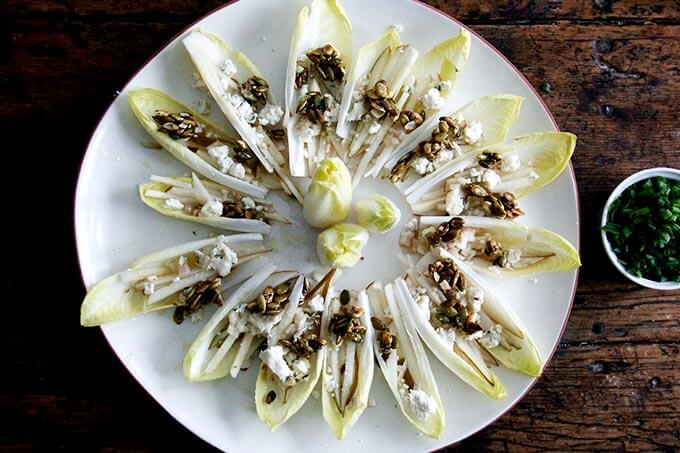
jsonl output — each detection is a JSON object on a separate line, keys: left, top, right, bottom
{"left": 3, "top": 0, "right": 678, "bottom": 451}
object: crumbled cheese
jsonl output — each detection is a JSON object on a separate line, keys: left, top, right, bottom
{"left": 433, "top": 148, "right": 454, "bottom": 169}
{"left": 412, "top": 156, "right": 434, "bottom": 175}
{"left": 407, "top": 389, "right": 436, "bottom": 420}
{"left": 400, "top": 218, "right": 419, "bottom": 248}
{"left": 258, "top": 104, "right": 284, "bottom": 126}
{"left": 199, "top": 236, "right": 238, "bottom": 276}
{"left": 326, "top": 373, "right": 337, "bottom": 392}
{"left": 292, "top": 357, "right": 310, "bottom": 376}
{"left": 529, "top": 277, "right": 539, "bottom": 284}
{"left": 454, "top": 228, "right": 476, "bottom": 252}
{"left": 420, "top": 87, "right": 445, "bottom": 110}
{"left": 247, "top": 311, "right": 284, "bottom": 335}
{"left": 289, "top": 311, "right": 310, "bottom": 339}
{"left": 501, "top": 152, "right": 521, "bottom": 173}
{"left": 436, "top": 327, "right": 456, "bottom": 346}
{"left": 227, "top": 93, "right": 257, "bottom": 124}
{"left": 193, "top": 98, "right": 211, "bottom": 115}
{"left": 463, "top": 120, "right": 483, "bottom": 144}
{"left": 208, "top": 145, "right": 235, "bottom": 173}
{"left": 143, "top": 275, "right": 157, "bottom": 295}
{"left": 368, "top": 398, "right": 377, "bottom": 407}
{"left": 322, "top": 94, "right": 340, "bottom": 123}
{"left": 391, "top": 22, "right": 404, "bottom": 33}
{"left": 296, "top": 119, "right": 321, "bottom": 143}
{"left": 199, "top": 199, "right": 224, "bottom": 217}
{"left": 479, "top": 325, "right": 503, "bottom": 349}
{"left": 227, "top": 162, "right": 246, "bottom": 179}
{"left": 368, "top": 121, "right": 381, "bottom": 134}
{"left": 507, "top": 249, "right": 522, "bottom": 265}
{"left": 483, "top": 170, "right": 501, "bottom": 190}
{"left": 346, "top": 92, "right": 367, "bottom": 121}
{"left": 412, "top": 287, "right": 431, "bottom": 319}
{"left": 177, "top": 255, "right": 190, "bottom": 276}
{"left": 530, "top": 170, "right": 540, "bottom": 180}
{"left": 308, "top": 294, "right": 325, "bottom": 312}
{"left": 241, "top": 197, "right": 256, "bottom": 209}
{"left": 190, "top": 310, "right": 203, "bottom": 323}
{"left": 445, "top": 184, "right": 465, "bottom": 215}
{"left": 226, "top": 308, "right": 248, "bottom": 336}
{"left": 260, "top": 346, "right": 293, "bottom": 382}
{"left": 466, "top": 287, "right": 484, "bottom": 324}
{"left": 221, "top": 58, "right": 237, "bottom": 77}
{"left": 164, "top": 198, "right": 184, "bottom": 210}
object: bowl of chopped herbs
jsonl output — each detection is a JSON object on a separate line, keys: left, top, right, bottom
{"left": 601, "top": 167, "right": 680, "bottom": 290}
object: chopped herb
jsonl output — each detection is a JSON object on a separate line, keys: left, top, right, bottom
{"left": 602, "top": 176, "right": 680, "bottom": 282}
{"left": 540, "top": 82, "right": 552, "bottom": 93}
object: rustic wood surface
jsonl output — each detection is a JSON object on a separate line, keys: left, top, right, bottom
{"left": 2, "top": 0, "right": 679, "bottom": 451}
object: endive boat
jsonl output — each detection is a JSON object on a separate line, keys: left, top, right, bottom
{"left": 398, "top": 248, "right": 544, "bottom": 399}
{"left": 256, "top": 269, "right": 336, "bottom": 430}
{"left": 335, "top": 26, "right": 418, "bottom": 182}
{"left": 182, "top": 29, "right": 303, "bottom": 201}
{"left": 400, "top": 215, "right": 580, "bottom": 277}
{"left": 285, "top": 0, "right": 352, "bottom": 177}
{"left": 140, "top": 173, "right": 289, "bottom": 234}
{"left": 365, "top": 282, "right": 444, "bottom": 438}
{"left": 354, "top": 31, "right": 472, "bottom": 184}
{"left": 80, "top": 235, "right": 271, "bottom": 327}
{"left": 384, "top": 94, "right": 523, "bottom": 182}
{"left": 321, "top": 287, "right": 374, "bottom": 439}
{"left": 184, "top": 265, "right": 307, "bottom": 382}
{"left": 403, "top": 131, "right": 577, "bottom": 217}
{"left": 128, "top": 88, "right": 270, "bottom": 199}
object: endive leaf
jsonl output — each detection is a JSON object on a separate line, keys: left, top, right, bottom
{"left": 256, "top": 351, "right": 324, "bottom": 430}
{"left": 394, "top": 279, "right": 507, "bottom": 399}
{"left": 336, "top": 28, "right": 402, "bottom": 139}
{"left": 285, "top": 0, "right": 352, "bottom": 115}
{"left": 406, "top": 30, "right": 471, "bottom": 111}
{"left": 498, "top": 131, "right": 576, "bottom": 198}
{"left": 367, "top": 283, "right": 445, "bottom": 438}
{"left": 80, "top": 236, "right": 267, "bottom": 327}
{"left": 80, "top": 274, "right": 179, "bottom": 327}
{"left": 285, "top": 0, "right": 352, "bottom": 177}
{"left": 386, "top": 94, "right": 523, "bottom": 174}
{"left": 128, "top": 88, "right": 268, "bottom": 199}
{"left": 183, "top": 30, "right": 303, "bottom": 201}
{"left": 419, "top": 215, "right": 580, "bottom": 276}
{"left": 447, "top": 255, "right": 543, "bottom": 377}
{"left": 321, "top": 290, "right": 375, "bottom": 439}
{"left": 139, "top": 177, "right": 271, "bottom": 234}
{"left": 404, "top": 131, "right": 576, "bottom": 207}
{"left": 255, "top": 277, "right": 325, "bottom": 430}
{"left": 183, "top": 263, "right": 278, "bottom": 382}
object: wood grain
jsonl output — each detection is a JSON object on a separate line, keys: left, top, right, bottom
{"left": 2, "top": 0, "right": 679, "bottom": 451}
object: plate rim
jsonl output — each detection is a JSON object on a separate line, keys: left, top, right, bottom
{"left": 73, "top": 0, "right": 582, "bottom": 449}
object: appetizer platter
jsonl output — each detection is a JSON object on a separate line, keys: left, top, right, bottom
{"left": 75, "top": 0, "right": 580, "bottom": 451}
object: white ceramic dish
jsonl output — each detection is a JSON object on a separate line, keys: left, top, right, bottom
{"left": 600, "top": 167, "right": 680, "bottom": 291}
{"left": 74, "top": 0, "right": 580, "bottom": 450}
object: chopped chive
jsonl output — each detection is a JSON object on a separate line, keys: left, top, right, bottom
{"left": 602, "top": 176, "right": 679, "bottom": 282}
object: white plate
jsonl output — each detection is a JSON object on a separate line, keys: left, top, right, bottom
{"left": 75, "top": 0, "right": 580, "bottom": 451}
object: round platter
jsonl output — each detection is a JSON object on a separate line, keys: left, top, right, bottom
{"left": 75, "top": 0, "right": 580, "bottom": 450}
